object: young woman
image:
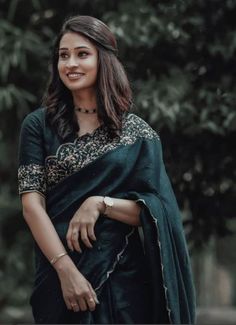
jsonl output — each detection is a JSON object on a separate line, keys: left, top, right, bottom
{"left": 18, "top": 15, "right": 196, "bottom": 324}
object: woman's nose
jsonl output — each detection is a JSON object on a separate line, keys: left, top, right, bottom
{"left": 66, "top": 56, "right": 79, "bottom": 68}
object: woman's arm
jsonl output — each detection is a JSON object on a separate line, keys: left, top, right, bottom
{"left": 66, "top": 196, "right": 141, "bottom": 252}
{"left": 21, "top": 192, "right": 98, "bottom": 312}
{"left": 22, "top": 192, "right": 69, "bottom": 263}
{"left": 77, "top": 196, "right": 141, "bottom": 227}
{"left": 96, "top": 196, "right": 141, "bottom": 226}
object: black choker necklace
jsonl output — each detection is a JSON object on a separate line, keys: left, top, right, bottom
{"left": 75, "top": 107, "right": 97, "bottom": 114}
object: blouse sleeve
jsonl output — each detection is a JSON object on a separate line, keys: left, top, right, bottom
{"left": 18, "top": 109, "right": 47, "bottom": 197}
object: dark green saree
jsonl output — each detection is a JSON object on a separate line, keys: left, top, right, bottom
{"left": 18, "top": 108, "right": 196, "bottom": 324}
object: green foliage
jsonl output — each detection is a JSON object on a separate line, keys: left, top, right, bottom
{"left": 103, "top": 0, "right": 236, "bottom": 248}
{"left": 0, "top": 0, "right": 235, "bottom": 320}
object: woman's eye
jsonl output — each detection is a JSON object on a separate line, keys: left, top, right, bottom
{"left": 78, "top": 52, "right": 88, "bottom": 58}
{"left": 59, "top": 52, "right": 69, "bottom": 59}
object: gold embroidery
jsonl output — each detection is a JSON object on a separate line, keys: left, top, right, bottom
{"left": 18, "top": 114, "right": 159, "bottom": 193}
{"left": 45, "top": 114, "right": 159, "bottom": 189}
{"left": 18, "top": 164, "right": 46, "bottom": 195}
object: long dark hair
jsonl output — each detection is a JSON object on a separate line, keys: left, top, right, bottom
{"left": 43, "top": 15, "right": 132, "bottom": 140}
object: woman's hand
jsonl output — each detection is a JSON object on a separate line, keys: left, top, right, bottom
{"left": 55, "top": 255, "right": 99, "bottom": 312}
{"left": 66, "top": 196, "right": 104, "bottom": 252}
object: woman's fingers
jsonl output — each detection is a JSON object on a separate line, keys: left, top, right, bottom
{"left": 88, "top": 282, "right": 99, "bottom": 304}
{"left": 64, "top": 296, "right": 73, "bottom": 310}
{"left": 66, "top": 227, "right": 74, "bottom": 251}
{"left": 78, "top": 296, "right": 87, "bottom": 312}
{"left": 87, "top": 223, "right": 97, "bottom": 241}
{"left": 70, "top": 294, "right": 96, "bottom": 313}
{"left": 86, "top": 282, "right": 98, "bottom": 311}
{"left": 80, "top": 226, "right": 93, "bottom": 248}
{"left": 71, "top": 228, "right": 82, "bottom": 253}
{"left": 67, "top": 218, "right": 97, "bottom": 252}
{"left": 64, "top": 281, "right": 98, "bottom": 313}
{"left": 86, "top": 296, "right": 96, "bottom": 311}
{"left": 70, "top": 301, "right": 80, "bottom": 312}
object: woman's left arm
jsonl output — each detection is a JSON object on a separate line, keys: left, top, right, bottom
{"left": 96, "top": 196, "right": 141, "bottom": 226}
{"left": 66, "top": 196, "right": 141, "bottom": 252}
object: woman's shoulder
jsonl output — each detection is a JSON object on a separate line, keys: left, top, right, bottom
{"left": 123, "top": 113, "right": 160, "bottom": 140}
{"left": 21, "top": 107, "right": 46, "bottom": 129}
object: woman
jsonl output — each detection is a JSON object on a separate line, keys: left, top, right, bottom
{"left": 18, "top": 15, "right": 196, "bottom": 324}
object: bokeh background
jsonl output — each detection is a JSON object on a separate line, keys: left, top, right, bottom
{"left": 0, "top": 0, "right": 235, "bottom": 323}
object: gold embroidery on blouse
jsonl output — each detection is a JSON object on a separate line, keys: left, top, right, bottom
{"left": 18, "top": 164, "right": 46, "bottom": 195}
{"left": 18, "top": 114, "right": 159, "bottom": 192}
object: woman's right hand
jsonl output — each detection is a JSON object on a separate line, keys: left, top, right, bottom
{"left": 54, "top": 255, "right": 99, "bottom": 313}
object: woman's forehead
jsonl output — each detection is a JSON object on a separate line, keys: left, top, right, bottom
{"left": 59, "top": 32, "right": 96, "bottom": 50}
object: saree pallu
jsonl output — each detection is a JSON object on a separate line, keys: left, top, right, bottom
{"left": 30, "top": 137, "right": 195, "bottom": 324}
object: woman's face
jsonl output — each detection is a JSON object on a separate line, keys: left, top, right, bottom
{"left": 58, "top": 32, "right": 98, "bottom": 94}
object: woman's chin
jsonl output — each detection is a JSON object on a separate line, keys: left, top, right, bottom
{"left": 64, "top": 81, "right": 94, "bottom": 92}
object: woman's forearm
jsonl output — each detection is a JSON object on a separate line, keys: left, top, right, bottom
{"left": 21, "top": 193, "right": 74, "bottom": 272}
{"left": 94, "top": 196, "right": 141, "bottom": 226}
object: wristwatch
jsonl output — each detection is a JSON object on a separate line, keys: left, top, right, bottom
{"left": 103, "top": 196, "right": 114, "bottom": 215}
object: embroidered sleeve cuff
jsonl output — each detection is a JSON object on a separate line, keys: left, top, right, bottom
{"left": 18, "top": 164, "right": 46, "bottom": 196}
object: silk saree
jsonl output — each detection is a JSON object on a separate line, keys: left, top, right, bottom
{"left": 18, "top": 108, "right": 196, "bottom": 324}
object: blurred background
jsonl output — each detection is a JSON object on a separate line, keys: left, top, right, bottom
{"left": 0, "top": 0, "right": 235, "bottom": 324}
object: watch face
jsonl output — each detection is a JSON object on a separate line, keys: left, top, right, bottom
{"left": 104, "top": 196, "right": 114, "bottom": 207}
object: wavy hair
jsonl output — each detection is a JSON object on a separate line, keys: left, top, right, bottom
{"left": 43, "top": 15, "right": 132, "bottom": 140}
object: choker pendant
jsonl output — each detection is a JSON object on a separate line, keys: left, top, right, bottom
{"left": 75, "top": 107, "right": 97, "bottom": 114}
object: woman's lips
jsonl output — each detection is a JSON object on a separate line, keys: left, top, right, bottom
{"left": 67, "top": 72, "right": 85, "bottom": 80}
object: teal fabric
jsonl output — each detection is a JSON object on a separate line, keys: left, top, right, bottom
{"left": 18, "top": 108, "right": 196, "bottom": 323}
{"left": 45, "top": 137, "right": 196, "bottom": 324}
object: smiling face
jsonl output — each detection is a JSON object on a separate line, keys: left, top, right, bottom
{"left": 57, "top": 32, "right": 98, "bottom": 95}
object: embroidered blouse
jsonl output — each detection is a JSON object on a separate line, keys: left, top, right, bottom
{"left": 18, "top": 108, "right": 159, "bottom": 197}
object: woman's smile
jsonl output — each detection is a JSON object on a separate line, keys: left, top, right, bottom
{"left": 66, "top": 72, "right": 85, "bottom": 80}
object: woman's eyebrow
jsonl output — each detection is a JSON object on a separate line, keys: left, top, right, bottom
{"left": 59, "top": 46, "right": 91, "bottom": 50}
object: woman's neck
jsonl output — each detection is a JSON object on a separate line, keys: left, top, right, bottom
{"left": 76, "top": 113, "right": 101, "bottom": 137}
{"left": 72, "top": 89, "right": 97, "bottom": 110}
{"left": 72, "top": 89, "right": 101, "bottom": 136}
